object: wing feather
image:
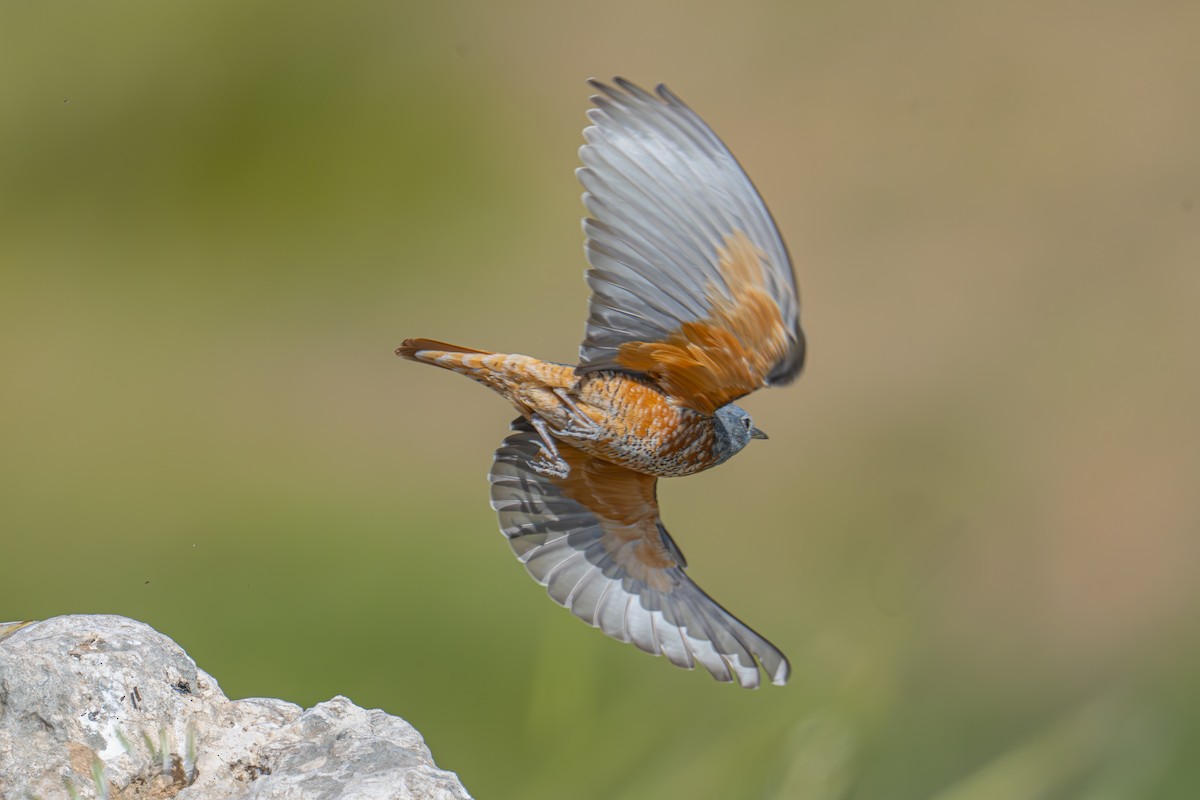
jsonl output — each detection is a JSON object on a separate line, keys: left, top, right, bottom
{"left": 576, "top": 78, "right": 805, "bottom": 411}
{"left": 488, "top": 419, "right": 789, "bottom": 688}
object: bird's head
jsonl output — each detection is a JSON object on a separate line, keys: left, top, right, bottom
{"left": 711, "top": 403, "right": 768, "bottom": 466}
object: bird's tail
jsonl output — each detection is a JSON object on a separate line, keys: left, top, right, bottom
{"left": 396, "top": 337, "right": 492, "bottom": 363}
{"left": 395, "top": 338, "right": 504, "bottom": 384}
{"left": 396, "top": 338, "right": 572, "bottom": 399}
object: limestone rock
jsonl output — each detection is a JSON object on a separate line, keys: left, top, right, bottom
{"left": 0, "top": 615, "right": 471, "bottom": 799}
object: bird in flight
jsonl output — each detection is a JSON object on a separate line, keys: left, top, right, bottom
{"left": 398, "top": 78, "right": 804, "bottom": 688}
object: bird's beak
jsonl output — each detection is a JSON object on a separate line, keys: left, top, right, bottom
{"left": 750, "top": 427, "right": 769, "bottom": 440}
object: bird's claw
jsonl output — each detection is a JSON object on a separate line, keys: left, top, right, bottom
{"left": 529, "top": 451, "right": 570, "bottom": 479}
{"left": 527, "top": 413, "right": 571, "bottom": 478}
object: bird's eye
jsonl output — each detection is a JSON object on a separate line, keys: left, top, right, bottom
{"left": 743, "top": 417, "right": 752, "bottom": 430}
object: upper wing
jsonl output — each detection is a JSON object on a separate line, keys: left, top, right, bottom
{"left": 488, "top": 419, "right": 790, "bottom": 688}
{"left": 576, "top": 78, "right": 805, "bottom": 415}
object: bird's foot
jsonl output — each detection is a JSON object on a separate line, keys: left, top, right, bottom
{"left": 529, "top": 450, "right": 570, "bottom": 479}
{"left": 556, "top": 421, "right": 604, "bottom": 442}
{"left": 527, "top": 413, "right": 571, "bottom": 479}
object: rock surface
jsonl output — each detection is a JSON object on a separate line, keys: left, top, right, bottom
{"left": 0, "top": 615, "right": 471, "bottom": 799}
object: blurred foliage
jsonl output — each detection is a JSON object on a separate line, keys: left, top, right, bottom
{"left": 3, "top": 1, "right": 1199, "bottom": 798}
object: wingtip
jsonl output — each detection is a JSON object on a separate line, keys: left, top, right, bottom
{"left": 612, "top": 76, "right": 636, "bottom": 95}
{"left": 586, "top": 77, "right": 618, "bottom": 102}
{"left": 733, "top": 656, "right": 791, "bottom": 689}
{"left": 586, "top": 77, "right": 670, "bottom": 109}
{"left": 771, "top": 656, "right": 792, "bottom": 687}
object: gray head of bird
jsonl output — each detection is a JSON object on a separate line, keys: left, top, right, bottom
{"left": 711, "top": 403, "right": 768, "bottom": 466}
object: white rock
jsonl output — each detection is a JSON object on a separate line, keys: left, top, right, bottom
{"left": 0, "top": 615, "right": 471, "bottom": 799}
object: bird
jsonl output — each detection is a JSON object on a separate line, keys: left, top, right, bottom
{"left": 397, "top": 78, "right": 805, "bottom": 688}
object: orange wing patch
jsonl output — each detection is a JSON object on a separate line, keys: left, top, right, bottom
{"left": 614, "top": 230, "right": 792, "bottom": 414}
{"left": 552, "top": 444, "right": 679, "bottom": 591}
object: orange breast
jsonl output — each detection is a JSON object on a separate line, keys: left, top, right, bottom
{"left": 570, "top": 372, "right": 718, "bottom": 477}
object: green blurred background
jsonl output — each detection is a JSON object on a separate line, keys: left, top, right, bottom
{"left": 3, "top": 1, "right": 1199, "bottom": 797}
